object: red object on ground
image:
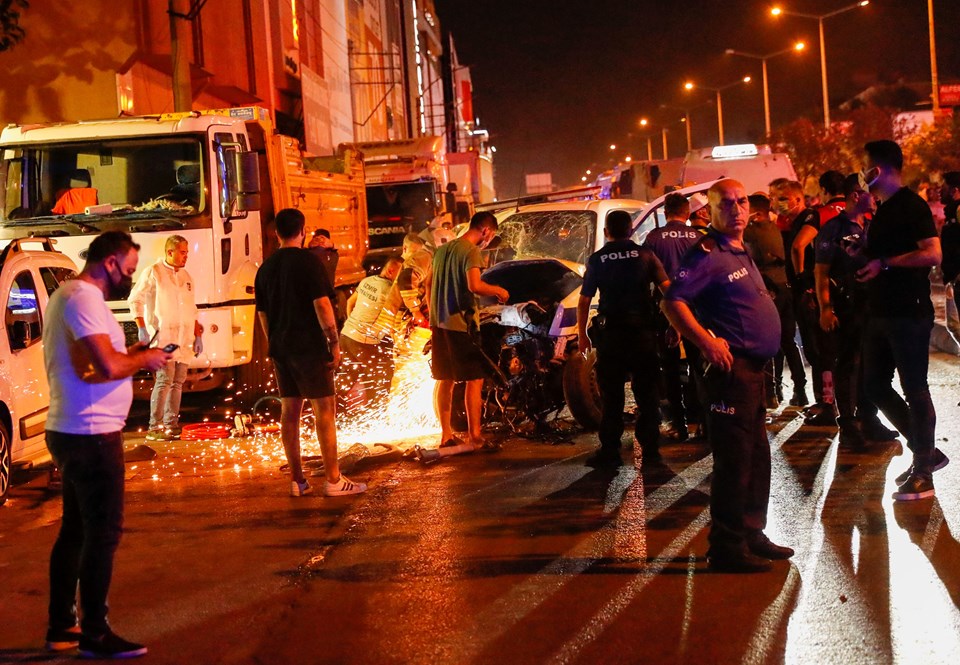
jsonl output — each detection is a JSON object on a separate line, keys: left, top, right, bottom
{"left": 179, "top": 423, "right": 232, "bottom": 440}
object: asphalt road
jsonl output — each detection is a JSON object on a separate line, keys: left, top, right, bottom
{"left": 1, "top": 355, "right": 959, "bottom": 664}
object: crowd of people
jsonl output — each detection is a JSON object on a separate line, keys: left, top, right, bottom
{"left": 37, "top": 138, "right": 957, "bottom": 656}
{"left": 577, "top": 138, "right": 949, "bottom": 572}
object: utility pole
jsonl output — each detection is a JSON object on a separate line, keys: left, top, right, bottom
{"left": 169, "top": 0, "right": 193, "bottom": 112}
{"left": 929, "top": 0, "right": 940, "bottom": 114}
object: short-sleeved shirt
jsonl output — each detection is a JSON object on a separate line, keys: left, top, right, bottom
{"left": 581, "top": 239, "right": 668, "bottom": 329}
{"left": 43, "top": 280, "right": 132, "bottom": 435}
{"left": 783, "top": 207, "right": 820, "bottom": 288}
{"left": 255, "top": 247, "right": 336, "bottom": 359}
{"left": 743, "top": 219, "right": 787, "bottom": 288}
{"left": 429, "top": 237, "right": 484, "bottom": 332}
{"left": 866, "top": 186, "right": 938, "bottom": 318}
{"left": 815, "top": 211, "right": 869, "bottom": 301}
{"left": 341, "top": 275, "right": 392, "bottom": 345}
{"left": 665, "top": 228, "right": 781, "bottom": 361}
{"left": 642, "top": 221, "right": 702, "bottom": 279}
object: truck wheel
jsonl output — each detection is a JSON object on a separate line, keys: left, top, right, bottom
{"left": 432, "top": 382, "right": 468, "bottom": 433}
{"left": 563, "top": 350, "right": 602, "bottom": 430}
{"left": 0, "top": 421, "right": 11, "bottom": 506}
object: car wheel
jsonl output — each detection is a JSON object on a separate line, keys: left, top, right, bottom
{"left": 0, "top": 421, "right": 11, "bottom": 507}
{"left": 563, "top": 350, "right": 602, "bottom": 430}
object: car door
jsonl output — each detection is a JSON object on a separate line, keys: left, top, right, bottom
{"left": 1, "top": 262, "right": 50, "bottom": 462}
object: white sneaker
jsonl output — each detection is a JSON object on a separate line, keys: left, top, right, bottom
{"left": 290, "top": 478, "right": 313, "bottom": 497}
{"left": 323, "top": 475, "right": 367, "bottom": 497}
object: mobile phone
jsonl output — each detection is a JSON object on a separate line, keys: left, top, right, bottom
{"left": 161, "top": 343, "right": 179, "bottom": 353}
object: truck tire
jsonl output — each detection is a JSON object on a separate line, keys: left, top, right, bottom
{"left": 0, "top": 421, "right": 11, "bottom": 507}
{"left": 563, "top": 350, "right": 602, "bottom": 430}
{"left": 432, "top": 381, "right": 468, "bottom": 433}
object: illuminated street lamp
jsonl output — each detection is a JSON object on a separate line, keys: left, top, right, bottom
{"left": 683, "top": 76, "right": 752, "bottom": 146}
{"left": 726, "top": 41, "right": 805, "bottom": 136}
{"left": 770, "top": 1, "right": 870, "bottom": 128}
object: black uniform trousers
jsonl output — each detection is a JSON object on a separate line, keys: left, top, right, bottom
{"left": 703, "top": 356, "right": 770, "bottom": 554}
{"left": 771, "top": 281, "right": 806, "bottom": 393}
{"left": 794, "top": 286, "right": 823, "bottom": 402}
{"left": 595, "top": 326, "right": 661, "bottom": 451}
{"left": 816, "top": 296, "right": 878, "bottom": 424}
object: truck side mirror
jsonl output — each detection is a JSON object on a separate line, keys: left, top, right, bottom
{"left": 10, "top": 320, "right": 31, "bottom": 350}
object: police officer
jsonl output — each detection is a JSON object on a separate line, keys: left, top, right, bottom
{"left": 644, "top": 193, "right": 704, "bottom": 440}
{"left": 663, "top": 179, "right": 793, "bottom": 573}
{"left": 814, "top": 173, "right": 898, "bottom": 448}
{"left": 577, "top": 209, "right": 669, "bottom": 464}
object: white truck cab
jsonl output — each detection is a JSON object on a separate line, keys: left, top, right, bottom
{"left": 0, "top": 238, "right": 78, "bottom": 505}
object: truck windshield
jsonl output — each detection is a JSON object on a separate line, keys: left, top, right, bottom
{"left": 366, "top": 182, "right": 438, "bottom": 248}
{"left": 1, "top": 137, "right": 207, "bottom": 227}
{"left": 496, "top": 210, "right": 597, "bottom": 266}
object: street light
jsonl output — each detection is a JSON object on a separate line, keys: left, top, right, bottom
{"left": 683, "top": 76, "right": 752, "bottom": 146}
{"left": 725, "top": 41, "right": 805, "bottom": 136}
{"left": 770, "top": 1, "right": 870, "bottom": 128}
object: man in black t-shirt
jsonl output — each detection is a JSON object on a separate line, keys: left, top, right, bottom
{"left": 856, "top": 140, "right": 945, "bottom": 501}
{"left": 256, "top": 208, "right": 367, "bottom": 498}
{"left": 774, "top": 179, "right": 827, "bottom": 419}
{"left": 578, "top": 210, "right": 669, "bottom": 464}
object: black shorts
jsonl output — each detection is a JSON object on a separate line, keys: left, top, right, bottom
{"left": 272, "top": 355, "right": 335, "bottom": 399}
{"left": 430, "top": 327, "right": 488, "bottom": 382}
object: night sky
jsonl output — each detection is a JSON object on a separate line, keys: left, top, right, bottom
{"left": 434, "top": 0, "right": 960, "bottom": 197}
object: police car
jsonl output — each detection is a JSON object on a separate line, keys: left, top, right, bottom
{"left": 0, "top": 239, "right": 78, "bottom": 505}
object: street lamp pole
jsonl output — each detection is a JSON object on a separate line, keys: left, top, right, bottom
{"left": 662, "top": 128, "right": 669, "bottom": 160}
{"left": 685, "top": 76, "right": 751, "bottom": 146}
{"left": 771, "top": 2, "right": 870, "bottom": 129}
{"left": 929, "top": 0, "right": 940, "bottom": 113}
{"left": 726, "top": 42, "right": 805, "bottom": 136}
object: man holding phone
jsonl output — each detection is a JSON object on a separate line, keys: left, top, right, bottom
{"left": 128, "top": 235, "right": 203, "bottom": 440}
{"left": 43, "top": 231, "right": 172, "bottom": 658}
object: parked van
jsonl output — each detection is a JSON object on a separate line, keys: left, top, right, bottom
{"left": 680, "top": 144, "right": 797, "bottom": 194}
{"left": 0, "top": 238, "right": 78, "bottom": 505}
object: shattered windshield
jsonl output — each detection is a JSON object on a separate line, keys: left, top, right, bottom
{"left": 0, "top": 137, "right": 207, "bottom": 226}
{"left": 494, "top": 210, "right": 597, "bottom": 266}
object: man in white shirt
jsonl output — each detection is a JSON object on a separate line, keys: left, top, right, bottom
{"left": 43, "top": 231, "right": 170, "bottom": 658}
{"left": 338, "top": 257, "right": 402, "bottom": 410}
{"left": 128, "top": 235, "right": 203, "bottom": 440}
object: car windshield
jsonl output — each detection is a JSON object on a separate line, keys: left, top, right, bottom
{"left": 495, "top": 210, "right": 597, "bottom": 266}
{"left": 1, "top": 137, "right": 206, "bottom": 224}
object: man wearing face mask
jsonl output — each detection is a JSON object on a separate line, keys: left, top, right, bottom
{"left": 42, "top": 231, "right": 172, "bottom": 658}
{"left": 429, "top": 211, "right": 509, "bottom": 450}
{"left": 773, "top": 179, "right": 823, "bottom": 414}
{"left": 856, "top": 140, "right": 944, "bottom": 501}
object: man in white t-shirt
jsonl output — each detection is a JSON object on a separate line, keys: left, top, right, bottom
{"left": 338, "top": 257, "right": 402, "bottom": 410}
{"left": 43, "top": 231, "right": 170, "bottom": 659}
{"left": 128, "top": 235, "right": 203, "bottom": 440}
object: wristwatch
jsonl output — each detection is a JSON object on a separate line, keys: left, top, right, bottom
{"left": 880, "top": 257, "right": 890, "bottom": 271}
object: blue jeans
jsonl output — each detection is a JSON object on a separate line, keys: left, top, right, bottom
{"left": 149, "top": 361, "right": 188, "bottom": 429}
{"left": 862, "top": 316, "right": 937, "bottom": 472}
{"left": 46, "top": 430, "right": 126, "bottom": 635}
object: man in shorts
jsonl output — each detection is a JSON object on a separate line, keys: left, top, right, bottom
{"left": 429, "top": 211, "right": 509, "bottom": 449}
{"left": 255, "top": 208, "right": 366, "bottom": 497}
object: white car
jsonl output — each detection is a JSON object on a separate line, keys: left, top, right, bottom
{"left": 0, "top": 238, "right": 78, "bottom": 505}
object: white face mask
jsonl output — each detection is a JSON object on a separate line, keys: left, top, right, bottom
{"left": 859, "top": 167, "right": 881, "bottom": 191}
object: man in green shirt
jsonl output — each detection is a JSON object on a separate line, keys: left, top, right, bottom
{"left": 429, "top": 211, "right": 509, "bottom": 448}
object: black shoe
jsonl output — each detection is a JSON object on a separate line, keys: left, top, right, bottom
{"left": 895, "top": 448, "right": 949, "bottom": 485}
{"left": 78, "top": 630, "right": 147, "bottom": 659}
{"left": 641, "top": 445, "right": 662, "bottom": 461}
{"left": 805, "top": 405, "right": 838, "bottom": 427}
{"left": 861, "top": 419, "right": 899, "bottom": 441}
{"left": 45, "top": 626, "right": 80, "bottom": 652}
{"left": 789, "top": 388, "right": 809, "bottom": 407}
{"left": 892, "top": 473, "right": 935, "bottom": 501}
{"left": 707, "top": 550, "right": 773, "bottom": 573}
{"left": 667, "top": 424, "right": 689, "bottom": 442}
{"left": 765, "top": 394, "right": 780, "bottom": 410}
{"left": 838, "top": 423, "right": 866, "bottom": 449}
{"left": 586, "top": 448, "right": 622, "bottom": 467}
{"left": 747, "top": 533, "right": 795, "bottom": 560}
